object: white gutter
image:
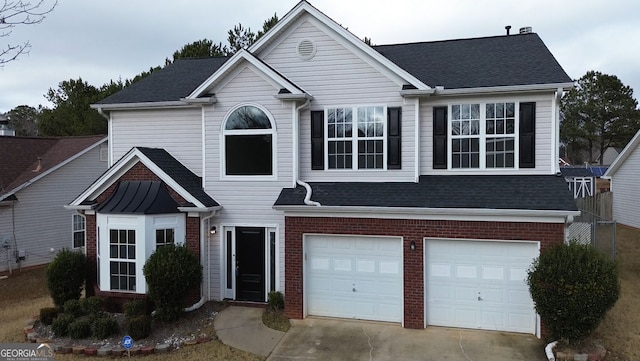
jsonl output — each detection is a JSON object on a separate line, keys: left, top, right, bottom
{"left": 293, "top": 99, "right": 311, "bottom": 187}
{"left": 185, "top": 210, "right": 217, "bottom": 312}
{"left": 177, "top": 206, "right": 222, "bottom": 213}
{"left": 275, "top": 93, "right": 313, "bottom": 101}
{"left": 400, "top": 82, "right": 575, "bottom": 97}
{"left": 90, "top": 101, "right": 195, "bottom": 110}
{"left": 274, "top": 204, "right": 579, "bottom": 218}
{"left": 414, "top": 98, "right": 420, "bottom": 183}
{"left": 296, "top": 180, "right": 321, "bottom": 206}
{"left": 180, "top": 96, "right": 217, "bottom": 104}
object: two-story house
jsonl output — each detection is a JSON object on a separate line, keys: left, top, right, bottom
{"left": 67, "top": 1, "right": 578, "bottom": 337}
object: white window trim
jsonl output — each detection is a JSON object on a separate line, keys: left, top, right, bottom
{"left": 220, "top": 103, "right": 278, "bottom": 181}
{"left": 323, "top": 105, "right": 388, "bottom": 171}
{"left": 96, "top": 213, "right": 186, "bottom": 294}
{"left": 447, "top": 102, "right": 521, "bottom": 170}
{"left": 71, "top": 213, "right": 86, "bottom": 250}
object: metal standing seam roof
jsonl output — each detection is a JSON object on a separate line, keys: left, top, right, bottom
{"left": 96, "top": 33, "right": 571, "bottom": 105}
{"left": 97, "top": 181, "right": 179, "bottom": 214}
{"left": 274, "top": 175, "right": 578, "bottom": 211}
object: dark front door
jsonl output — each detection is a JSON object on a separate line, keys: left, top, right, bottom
{"left": 236, "top": 227, "right": 265, "bottom": 302}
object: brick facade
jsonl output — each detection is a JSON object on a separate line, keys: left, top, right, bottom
{"left": 84, "top": 162, "right": 202, "bottom": 308}
{"left": 284, "top": 216, "right": 564, "bottom": 330}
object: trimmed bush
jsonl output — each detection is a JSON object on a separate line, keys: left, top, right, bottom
{"left": 63, "top": 299, "right": 83, "bottom": 318}
{"left": 268, "top": 291, "right": 284, "bottom": 311}
{"left": 39, "top": 307, "right": 60, "bottom": 326}
{"left": 51, "top": 313, "right": 74, "bottom": 337}
{"left": 124, "top": 299, "right": 148, "bottom": 318}
{"left": 527, "top": 241, "right": 619, "bottom": 343}
{"left": 68, "top": 318, "right": 92, "bottom": 339}
{"left": 92, "top": 315, "right": 119, "bottom": 339}
{"left": 82, "top": 296, "right": 104, "bottom": 316}
{"left": 143, "top": 244, "right": 202, "bottom": 322}
{"left": 46, "top": 248, "right": 87, "bottom": 308}
{"left": 127, "top": 315, "right": 151, "bottom": 340}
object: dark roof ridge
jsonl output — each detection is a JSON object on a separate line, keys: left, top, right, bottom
{"left": 373, "top": 32, "right": 538, "bottom": 48}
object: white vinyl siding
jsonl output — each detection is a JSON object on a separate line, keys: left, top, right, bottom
{"left": 0, "top": 144, "right": 107, "bottom": 273}
{"left": 262, "top": 17, "right": 415, "bottom": 182}
{"left": 203, "top": 65, "right": 291, "bottom": 300}
{"left": 421, "top": 94, "right": 555, "bottom": 175}
{"left": 611, "top": 145, "right": 640, "bottom": 229}
{"left": 110, "top": 108, "right": 203, "bottom": 176}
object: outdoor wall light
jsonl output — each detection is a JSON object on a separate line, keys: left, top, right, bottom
{"left": 410, "top": 241, "right": 416, "bottom": 251}
{"left": 210, "top": 226, "right": 217, "bottom": 235}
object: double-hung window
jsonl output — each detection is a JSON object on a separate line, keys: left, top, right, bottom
{"left": 109, "top": 229, "right": 136, "bottom": 292}
{"left": 155, "top": 228, "right": 175, "bottom": 248}
{"left": 72, "top": 214, "right": 86, "bottom": 249}
{"left": 223, "top": 105, "right": 275, "bottom": 177}
{"left": 449, "top": 102, "right": 517, "bottom": 169}
{"left": 326, "top": 106, "right": 385, "bottom": 170}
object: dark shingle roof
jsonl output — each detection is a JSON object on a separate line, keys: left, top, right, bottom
{"left": 136, "top": 147, "right": 219, "bottom": 207}
{"left": 374, "top": 33, "right": 571, "bottom": 89}
{"left": 96, "top": 33, "right": 570, "bottom": 105}
{"left": 97, "top": 57, "right": 229, "bottom": 104}
{"left": 0, "top": 135, "right": 106, "bottom": 196}
{"left": 275, "top": 175, "right": 577, "bottom": 211}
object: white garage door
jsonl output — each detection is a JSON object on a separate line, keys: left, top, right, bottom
{"left": 426, "top": 239, "right": 538, "bottom": 334}
{"left": 305, "top": 235, "right": 402, "bottom": 323}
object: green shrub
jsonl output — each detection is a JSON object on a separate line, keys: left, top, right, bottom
{"left": 46, "top": 248, "right": 87, "bottom": 308}
{"left": 124, "top": 299, "right": 148, "bottom": 318}
{"left": 63, "top": 299, "right": 83, "bottom": 318}
{"left": 143, "top": 244, "right": 202, "bottom": 322}
{"left": 39, "top": 307, "right": 60, "bottom": 326}
{"left": 51, "top": 313, "right": 74, "bottom": 337}
{"left": 92, "top": 314, "right": 119, "bottom": 339}
{"left": 68, "top": 318, "right": 92, "bottom": 339}
{"left": 127, "top": 315, "right": 151, "bottom": 340}
{"left": 268, "top": 291, "right": 284, "bottom": 311}
{"left": 527, "top": 241, "right": 619, "bottom": 343}
{"left": 82, "top": 296, "right": 104, "bottom": 316}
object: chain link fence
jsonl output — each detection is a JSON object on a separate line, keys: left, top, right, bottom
{"left": 567, "top": 209, "right": 616, "bottom": 260}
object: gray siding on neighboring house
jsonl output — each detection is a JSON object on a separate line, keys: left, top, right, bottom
{"left": 110, "top": 108, "right": 203, "bottom": 176}
{"left": 0, "top": 145, "right": 107, "bottom": 272}
{"left": 262, "top": 17, "right": 416, "bottom": 182}
{"left": 611, "top": 146, "right": 640, "bottom": 229}
{"left": 203, "top": 65, "right": 293, "bottom": 300}
{"left": 420, "top": 93, "right": 556, "bottom": 175}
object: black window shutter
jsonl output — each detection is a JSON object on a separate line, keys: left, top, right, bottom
{"left": 311, "top": 111, "right": 324, "bottom": 170}
{"left": 433, "top": 106, "right": 448, "bottom": 169}
{"left": 519, "top": 102, "right": 536, "bottom": 168}
{"left": 387, "top": 107, "right": 401, "bottom": 169}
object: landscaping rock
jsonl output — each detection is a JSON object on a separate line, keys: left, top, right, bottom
{"left": 72, "top": 346, "right": 86, "bottom": 354}
{"left": 155, "top": 343, "right": 170, "bottom": 353}
{"left": 111, "top": 346, "right": 125, "bottom": 356}
{"left": 56, "top": 345, "right": 72, "bottom": 354}
{"left": 97, "top": 346, "right": 112, "bottom": 356}
{"left": 84, "top": 346, "right": 98, "bottom": 356}
{"left": 26, "top": 332, "right": 38, "bottom": 342}
{"left": 184, "top": 339, "right": 198, "bottom": 346}
{"left": 141, "top": 345, "right": 155, "bottom": 355}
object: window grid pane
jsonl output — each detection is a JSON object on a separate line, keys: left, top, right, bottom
{"left": 486, "top": 137, "right": 515, "bottom": 168}
{"left": 451, "top": 103, "right": 480, "bottom": 169}
{"left": 156, "top": 228, "right": 175, "bottom": 248}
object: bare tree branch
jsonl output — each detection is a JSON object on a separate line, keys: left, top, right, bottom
{"left": 0, "top": 0, "right": 58, "bottom": 65}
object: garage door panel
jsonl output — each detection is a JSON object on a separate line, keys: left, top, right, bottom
{"left": 426, "top": 239, "right": 538, "bottom": 334}
{"left": 306, "top": 235, "right": 402, "bottom": 323}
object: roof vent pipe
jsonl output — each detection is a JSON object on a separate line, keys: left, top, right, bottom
{"left": 519, "top": 26, "right": 533, "bottom": 34}
{"left": 505, "top": 25, "right": 511, "bottom": 35}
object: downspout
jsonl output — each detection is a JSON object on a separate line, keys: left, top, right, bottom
{"left": 185, "top": 211, "right": 216, "bottom": 312}
{"left": 96, "top": 107, "right": 112, "bottom": 166}
{"left": 293, "top": 99, "right": 320, "bottom": 206}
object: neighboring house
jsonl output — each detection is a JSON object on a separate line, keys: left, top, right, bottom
{"left": 66, "top": 1, "right": 578, "bottom": 336}
{"left": 604, "top": 129, "right": 640, "bottom": 229}
{"left": 597, "top": 147, "right": 622, "bottom": 166}
{"left": 0, "top": 135, "right": 108, "bottom": 273}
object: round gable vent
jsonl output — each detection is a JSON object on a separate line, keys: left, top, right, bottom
{"left": 297, "top": 39, "right": 316, "bottom": 60}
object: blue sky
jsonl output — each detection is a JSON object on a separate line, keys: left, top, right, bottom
{"left": 1, "top": 0, "right": 639, "bottom": 113}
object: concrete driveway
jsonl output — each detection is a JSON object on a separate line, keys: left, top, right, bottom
{"left": 267, "top": 318, "right": 548, "bottom": 361}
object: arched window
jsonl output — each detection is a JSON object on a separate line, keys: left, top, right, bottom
{"left": 223, "top": 105, "right": 275, "bottom": 176}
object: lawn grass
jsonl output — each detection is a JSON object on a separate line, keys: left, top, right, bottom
{"left": 0, "top": 266, "right": 263, "bottom": 361}
{"left": 594, "top": 224, "right": 640, "bottom": 361}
